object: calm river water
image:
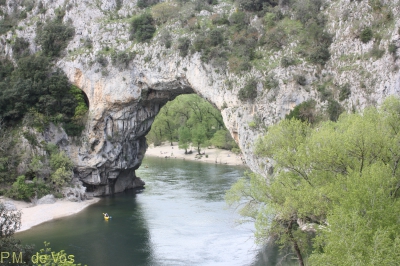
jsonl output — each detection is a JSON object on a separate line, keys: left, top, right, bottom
{"left": 17, "top": 157, "right": 281, "bottom": 265}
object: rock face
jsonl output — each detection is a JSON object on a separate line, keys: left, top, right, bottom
{"left": 1, "top": 0, "right": 400, "bottom": 195}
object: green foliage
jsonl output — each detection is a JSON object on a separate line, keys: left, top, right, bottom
{"left": 159, "top": 30, "right": 172, "bottom": 48}
{"left": 147, "top": 94, "right": 237, "bottom": 153}
{"left": 130, "top": 13, "right": 156, "bottom": 42}
{"left": 151, "top": 2, "right": 178, "bottom": 24}
{"left": 238, "top": 78, "right": 258, "bottom": 101}
{"left": 177, "top": 37, "right": 191, "bottom": 57}
{"left": 111, "top": 50, "right": 136, "bottom": 69}
{"left": 327, "top": 99, "right": 344, "bottom": 121}
{"left": 211, "top": 129, "right": 238, "bottom": 150}
{"left": 11, "top": 176, "right": 34, "bottom": 200}
{"left": 0, "top": 203, "right": 34, "bottom": 265}
{"left": 0, "top": 54, "right": 77, "bottom": 122}
{"left": 191, "top": 124, "right": 208, "bottom": 154}
{"left": 389, "top": 42, "right": 397, "bottom": 55}
{"left": 285, "top": 99, "right": 317, "bottom": 124}
{"left": 178, "top": 126, "right": 191, "bottom": 153}
{"left": 227, "top": 97, "right": 400, "bottom": 264}
{"left": 12, "top": 37, "right": 30, "bottom": 60}
{"left": 236, "top": 0, "right": 278, "bottom": 12}
{"left": 338, "top": 83, "right": 351, "bottom": 101}
{"left": 96, "top": 53, "right": 108, "bottom": 67}
{"left": 35, "top": 19, "right": 75, "bottom": 58}
{"left": 370, "top": 43, "right": 385, "bottom": 59}
{"left": 280, "top": 56, "right": 296, "bottom": 67}
{"left": 229, "top": 11, "right": 248, "bottom": 31}
{"left": 137, "top": 0, "right": 159, "bottom": 8}
{"left": 317, "top": 83, "right": 332, "bottom": 102}
{"left": 0, "top": 58, "right": 14, "bottom": 82}
{"left": 295, "top": 75, "right": 307, "bottom": 85}
{"left": 360, "top": 27, "right": 373, "bottom": 43}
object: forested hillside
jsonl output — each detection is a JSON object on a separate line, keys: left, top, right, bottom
{"left": 0, "top": 6, "right": 88, "bottom": 200}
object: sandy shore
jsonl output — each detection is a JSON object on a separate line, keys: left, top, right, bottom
{"left": 145, "top": 142, "right": 246, "bottom": 166}
{"left": 0, "top": 197, "right": 100, "bottom": 232}
{"left": 0, "top": 144, "right": 242, "bottom": 233}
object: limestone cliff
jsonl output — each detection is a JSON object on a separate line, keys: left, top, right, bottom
{"left": 1, "top": 0, "right": 400, "bottom": 195}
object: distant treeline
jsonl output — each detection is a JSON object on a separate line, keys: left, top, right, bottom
{"left": 147, "top": 94, "right": 239, "bottom": 154}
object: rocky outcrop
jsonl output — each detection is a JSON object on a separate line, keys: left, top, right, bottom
{"left": 1, "top": 0, "right": 400, "bottom": 195}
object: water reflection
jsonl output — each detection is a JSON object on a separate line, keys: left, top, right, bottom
{"left": 17, "top": 191, "right": 154, "bottom": 266}
{"left": 16, "top": 157, "right": 279, "bottom": 265}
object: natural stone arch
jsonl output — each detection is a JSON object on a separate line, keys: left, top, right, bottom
{"left": 71, "top": 71, "right": 196, "bottom": 195}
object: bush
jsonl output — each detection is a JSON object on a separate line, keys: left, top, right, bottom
{"left": 0, "top": 54, "right": 78, "bottom": 124}
{"left": 0, "top": 59, "right": 14, "bottom": 82}
{"left": 236, "top": 0, "right": 278, "bottom": 12}
{"left": 285, "top": 99, "right": 317, "bottom": 124}
{"left": 63, "top": 122, "right": 85, "bottom": 137}
{"left": 308, "top": 45, "right": 331, "bottom": 64}
{"left": 178, "top": 37, "right": 191, "bottom": 57}
{"left": 96, "top": 54, "right": 108, "bottom": 67}
{"left": 295, "top": 75, "right": 307, "bottom": 85}
{"left": 151, "top": 2, "right": 177, "bottom": 24}
{"left": 317, "top": 84, "right": 332, "bottom": 102}
{"left": 111, "top": 51, "right": 135, "bottom": 69}
{"left": 389, "top": 42, "right": 397, "bottom": 55}
{"left": 12, "top": 37, "right": 30, "bottom": 60}
{"left": 0, "top": 15, "right": 16, "bottom": 35}
{"left": 209, "top": 28, "right": 225, "bottom": 46}
{"left": 263, "top": 25, "right": 287, "bottom": 50}
{"left": 229, "top": 11, "right": 248, "bottom": 31}
{"left": 264, "top": 74, "right": 279, "bottom": 90}
{"left": 10, "top": 176, "right": 34, "bottom": 200}
{"left": 35, "top": 19, "right": 75, "bottom": 58}
{"left": 159, "top": 30, "right": 172, "bottom": 48}
{"left": 370, "top": 44, "right": 385, "bottom": 59}
{"left": 130, "top": 13, "right": 156, "bottom": 42}
{"left": 137, "top": 0, "right": 160, "bottom": 8}
{"left": 238, "top": 78, "right": 258, "bottom": 101}
{"left": 211, "top": 14, "right": 230, "bottom": 25}
{"left": 360, "top": 27, "right": 373, "bottom": 43}
{"left": 280, "top": 56, "right": 295, "bottom": 67}
{"left": 0, "top": 203, "right": 34, "bottom": 265}
{"left": 339, "top": 83, "right": 351, "bottom": 101}
{"left": 293, "top": 0, "right": 324, "bottom": 24}
{"left": 327, "top": 99, "right": 344, "bottom": 122}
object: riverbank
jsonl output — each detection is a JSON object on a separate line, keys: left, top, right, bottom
{"left": 145, "top": 142, "right": 246, "bottom": 166}
{"left": 0, "top": 197, "right": 100, "bottom": 232}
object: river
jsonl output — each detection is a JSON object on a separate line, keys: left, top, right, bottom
{"left": 17, "top": 157, "right": 281, "bottom": 265}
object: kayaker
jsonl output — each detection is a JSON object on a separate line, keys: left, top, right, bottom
{"left": 104, "top": 213, "right": 109, "bottom": 218}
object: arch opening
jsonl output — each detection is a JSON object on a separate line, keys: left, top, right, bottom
{"left": 76, "top": 81, "right": 242, "bottom": 196}
{"left": 143, "top": 93, "right": 241, "bottom": 165}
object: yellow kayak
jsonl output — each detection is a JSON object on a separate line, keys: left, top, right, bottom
{"left": 103, "top": 213, "right": 110, "bottom": 220}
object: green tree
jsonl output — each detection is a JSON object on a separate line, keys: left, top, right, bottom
{"left": 227, "top": 97, "right": 400, "bottom": 266}
{"left": 151, "top": 2, "right": 177, "bottom": 24}
{"left": 211, "top": 129, "right": 237, "bottom": 150}
{"left": 147, "top": 94, "right": 237, "bottom": 154}
{"left": 0, "top": 203, "right": 34, "bottom": 265}
{"left": 191, "top": 124, "right": 208, "bottom": 154}
{"left": 35, "top": 19, "right": 75, "bottom": 58}
{"left": 178, "top": 126, "right": 191, "bottom": 154}
{"left": 130, "top": 13, "right": 156, "bottom": 42}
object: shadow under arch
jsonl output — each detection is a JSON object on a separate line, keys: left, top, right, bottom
{"left": 77, "top": 80, "right": 196, "bottom": 196}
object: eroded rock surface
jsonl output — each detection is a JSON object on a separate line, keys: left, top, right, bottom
{"left": 1, "top": 0, "right": 400, "bottom": 195}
